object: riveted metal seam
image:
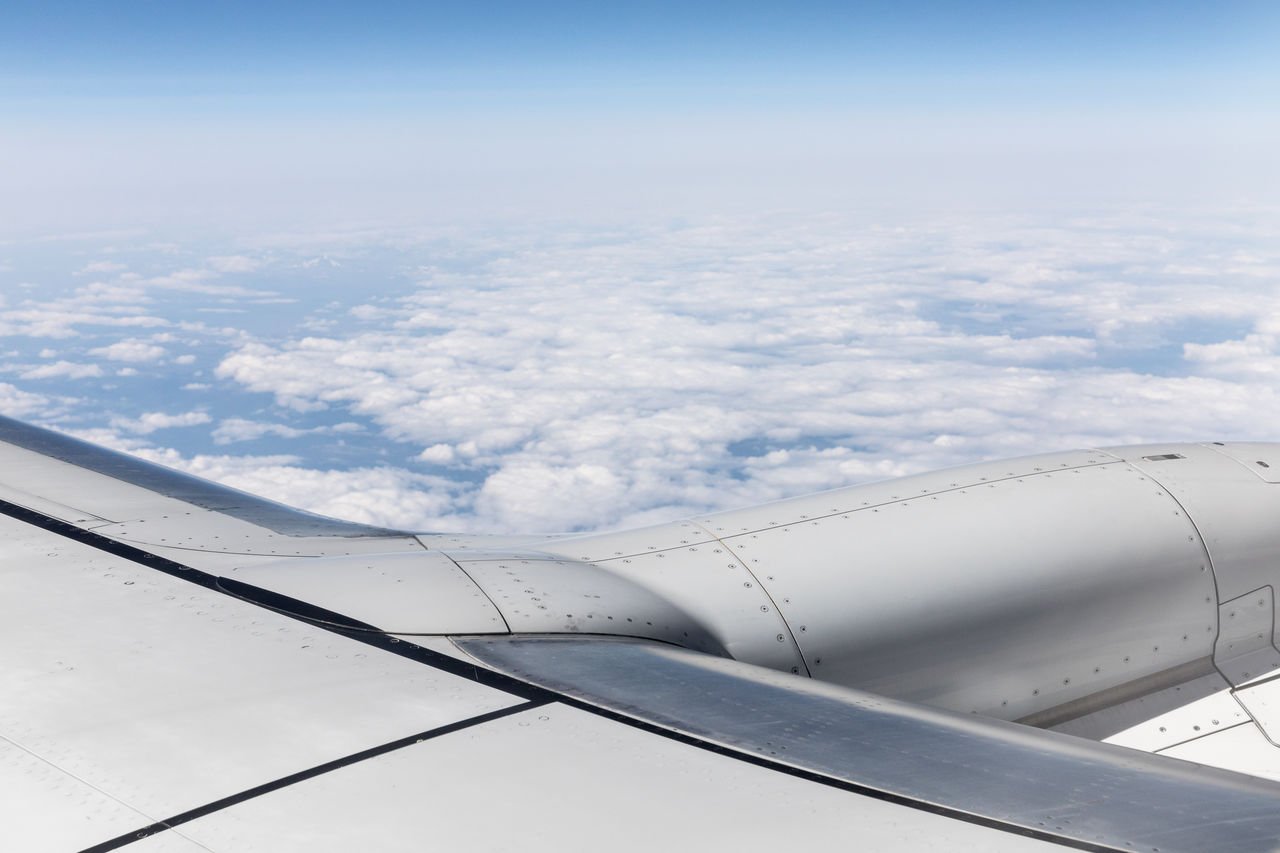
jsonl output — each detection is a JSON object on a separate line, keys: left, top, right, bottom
{"left": 689, "top": 519, "right": 811, "bottom": 677}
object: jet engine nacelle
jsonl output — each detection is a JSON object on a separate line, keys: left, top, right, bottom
{"left": 227, "top": 443, "right": 1280, "bottom": 732}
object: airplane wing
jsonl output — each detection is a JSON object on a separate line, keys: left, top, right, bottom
{"left": 5, "top": 414, "right": 1280, "bottom": 852}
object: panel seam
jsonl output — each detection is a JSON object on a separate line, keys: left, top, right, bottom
{"left": 689, "top": 520, "right": 811, "bottom": 677}
{"left": 77, "top": 700, "right": 550, "bottom": 853}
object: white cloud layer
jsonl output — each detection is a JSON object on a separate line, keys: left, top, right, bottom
{"left": 211, "top": 417, "right": 363, "bottom": 445}
{"left": 110, "top": 411, "right": 212, "bottom": 434}
{"left": 90, "top": 339, "right": 167, "bottom": 362}
{"left": 7, "top": 206, "right": 1280, "bottom": 535}
{"left": 101, "top": 442, "right": 461, "bottom": 531}
{"left": 18, "top": 361, "right": 103, "bottom": 380}
{"left": 203, "top": 207, "right": 1280, "bottom": 531}
{"left": 0, "top": 382, "right": 53, "bottom": 419}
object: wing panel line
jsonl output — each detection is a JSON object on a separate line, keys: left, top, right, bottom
{"left": 77, "top": 700, "right": 552, "bottom": 853}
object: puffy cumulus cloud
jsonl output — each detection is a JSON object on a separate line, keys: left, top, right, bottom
{"left": 110, "top": 411, "right": 212, "bottom": 435}
{"left": 120, "top": 446, "right": 461, "bottom": 531}
{"left": 210, "top": 417, "right": 364, "bottom": 444}
{"left": 0, "top": 382, "right": 54, "bottom": 419}
{"left": 473, "top": 462, "right": 627, "bottom": 532}
{"left": 0, "top": 258, "right": 173, "bottom": 339}
{"left": 137, "top": 268, "right": 272, "bottom": 297}
{"left": 199, "top": 207, "right": 1280, "bottom": 532}
{"left": 70, "top": 282, "right": 153, "bottom": 305}
{"left": 1183, "top": 306, "right": 1280, "bottom": 376}
{"left": 0, "top": 250, "right": 276, "bottom": 346}
{"left": 1184, "top": 335, "right": 1280, "bottom": 376}
{"left": 90, "top": 339, "right": 167, "bottom": 362}
{"left": 417, "top": 443, "right": 455, "bottom": 463}
{"left": 18, "top": 361, "right": 103, "bottom": 380}
{"left": 0, "top": 306, "right": 166, "bottom": 338}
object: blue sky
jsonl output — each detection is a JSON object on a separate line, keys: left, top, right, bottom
{"left": 6, "top": 2, "right": 1276, "bottom": 71}
{"left": 2, "top": 2, "right": 1279, "bottom": 532}
{"left": 5, "top": 3, "right": 1275, "bottom": 167}
{"left": 2, "top": 1, "right": 1269, "bottom": 128}
{"left": 5, "top": 1, "right": 1277, "bottom": 112}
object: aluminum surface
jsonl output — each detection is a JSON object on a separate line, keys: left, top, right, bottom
{"left": 531, "top": 521, "right": 809, "bottom": 672}
{"left": 694, "top": 448, "right": 1117, "bottom": 535}
{"left": 1096, "top": 675, "right": 1245, "bottom": 751}
{"left": 547, "top": 518, "right": 721, "bottom": 561}
{"left": 1124, "top": 443, "right": 1280, "bottom": 601}
{"left": 460, "top": 635, "right": 1280, "bottom": 853}
{"left": 164, "top": 701, "right": 1061, "bottom": 853}
{"left": 13, "top": 419, "right": 1280, "bottom": 849}
{"left": 93, "top": 508, "right": 424, "bottom": 559}
{"left": 222, "top": 551, "right": 508, "bottom": 634}
{"left": 1234, "top": 676, "right": 1280, "bottom": 745}
{"left": 721, "top": 460, "right": 1217, "bottom": 718}
{"left": 533, "top": 448, "right": 1227, "bottom": 722}
{"left": 0, "top": 735, "right": 157, "bottom": 851}
{"left": 0, "top": 511, "right": 519, "bottom": 851}
{"left": 1216, "top": 587, "right": 1280, "bottom": 686}
{"left": 1160, "top": 722, "right": 1280, "bottom": 783}
{"left": 1207, "top": 442, "right": 1280, "bottom": 484}
{"left": 451, "top": 552, "right": 729, "bottom": 656}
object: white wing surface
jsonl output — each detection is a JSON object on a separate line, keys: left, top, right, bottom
{"left": 5, "top": 415, "right": 1280, "bottom": 852}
